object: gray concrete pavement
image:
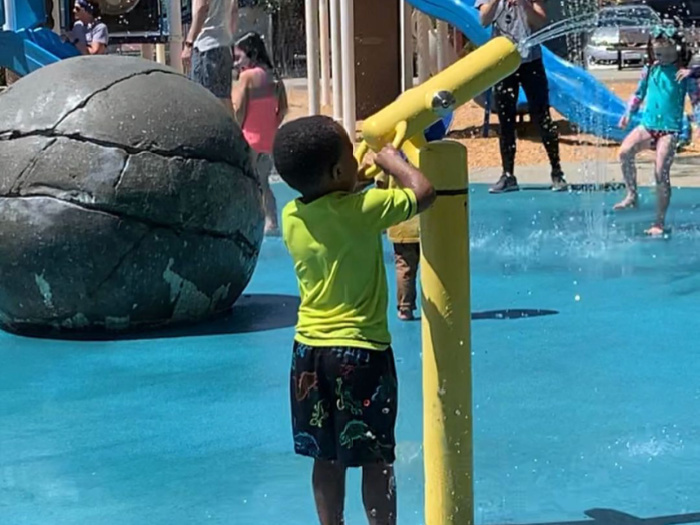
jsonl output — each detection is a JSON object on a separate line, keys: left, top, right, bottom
{"left": 470, "top": 158, "right": 700, "bottom": 187}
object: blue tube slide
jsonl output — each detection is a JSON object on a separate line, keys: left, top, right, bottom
{"left": 0, "top": 0, "right": 80, "bottom": 77}
{"left": 0, "top": 28, "right": 80, "bottom": 77}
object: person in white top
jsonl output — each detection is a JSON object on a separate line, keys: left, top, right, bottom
{"left": 64, "top": 0, "right": 109, "bottom": 55}
{"left": 182, "top": 0, "right": 238, "bottom": 113}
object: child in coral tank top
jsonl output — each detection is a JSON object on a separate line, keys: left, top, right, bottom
{"left": 232, "top": 32, "right": 288, "bottom": 235}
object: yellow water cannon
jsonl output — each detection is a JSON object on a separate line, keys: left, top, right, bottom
{"left": 355, "top": 36, "right": 521, "bottom": 172}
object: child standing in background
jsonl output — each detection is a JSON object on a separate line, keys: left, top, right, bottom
{"left": 377, "top": 174, "right": 420, "bottom": 321}
{"left": 232, "top": 31, "right": 288, "bottom": 236}
{"left": 615, "top": 25, "right": 700, "bottom": 235}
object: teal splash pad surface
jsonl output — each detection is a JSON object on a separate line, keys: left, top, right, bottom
{"left": 2, "top": 185, "right": 700, "bottom": 524}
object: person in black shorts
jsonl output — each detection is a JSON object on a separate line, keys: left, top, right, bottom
{"left": 275, "top": 116, "right": 436, "bottom": 525}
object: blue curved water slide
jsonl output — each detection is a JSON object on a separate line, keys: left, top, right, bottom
{"left": 0, "top": 28, "right": 80, "bottom": 76}
{"left": 406, "top": 0, "right": 689, "bottom": 143}
{"left": 0, "top": 0, "right": 80, "bottom": 77}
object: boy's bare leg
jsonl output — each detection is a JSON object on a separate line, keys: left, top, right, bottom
{"left": 646, "top": 133, "right": 677, "bottom": 235}
{"left": 614, "top": 126, "right": 652, "bottom": 210}
{"left": 362, "top": 463, "right": 396, "bottom": 525}
{"left": 313, "top": 460, "right": 346, "bottom": 525}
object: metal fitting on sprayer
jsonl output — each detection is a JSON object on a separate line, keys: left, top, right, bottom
{"left": 429, "top": 90, "right": 457, "bottom": 117}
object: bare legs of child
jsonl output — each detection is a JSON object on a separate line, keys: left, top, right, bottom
{"left": 255, "top": 153, "right": 280, "bottom": 235}
{"left": 614, "top": 126, "right": 676, "bottom": 235}
{"left": 312, "top": 460, "right": 397, "bottom": 525}
{"left": 649, "top": 133, "right": 677, "bottom": 235}
{"left": 615, "top": 126, "right": 651, "bottom": 210}
{"left": 393, "top": 243, "right": 419, "bottom": 321}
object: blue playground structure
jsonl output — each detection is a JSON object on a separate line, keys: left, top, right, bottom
{"left": 0, "top": 0, "right": 174, "bottom": 77}
{"left": 0, "top": 0, "right": 79, "bottom": 76}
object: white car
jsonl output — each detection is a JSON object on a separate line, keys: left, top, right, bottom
{"left": 584, "top": 5, "right": 662, "bottom": 67}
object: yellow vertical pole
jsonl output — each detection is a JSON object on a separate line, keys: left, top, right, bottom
{"left": 359, "top": 35, "right": 520, "bottom": 525}
{"left": 418, "top": 140, "right": 472, "bottom": 525}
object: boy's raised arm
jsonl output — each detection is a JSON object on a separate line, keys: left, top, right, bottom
{"left": 374, "top": 146, "right": 436, "bottom": 213}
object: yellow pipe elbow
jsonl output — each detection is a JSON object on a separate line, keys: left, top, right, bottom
{"left": 361, "top": 36, "right": 521, "bottom": 150}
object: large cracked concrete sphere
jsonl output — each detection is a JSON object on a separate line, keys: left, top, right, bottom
{"left": 0, "top": 56, "right": 263, "bottom": 335}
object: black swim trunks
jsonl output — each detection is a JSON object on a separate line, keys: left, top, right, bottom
{"left": 290, "top": 341, "right": 398, "bottom": 467}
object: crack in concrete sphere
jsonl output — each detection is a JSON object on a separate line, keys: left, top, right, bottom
{"left": 0, "top": 56, "right": 264, "bottom": 335}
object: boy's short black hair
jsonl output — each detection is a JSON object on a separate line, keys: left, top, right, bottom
{"left": 272, "top": 116, "right": 347, "bottom": 193}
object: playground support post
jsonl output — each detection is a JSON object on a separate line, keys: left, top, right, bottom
{"left": 330, "top": 0, "right": 343, "bottom": 121}
{"left": 156, "top": 44, "right": 166, "bottom": 64}
{"left": 305, "top": 0, "right": 321, "bottom": 115}
{"left": 51, "top": 0, "right": 60, "bottom": 33}
{"left": 339, "top": 0, "right": 355, "bottom": 137}
{"left": 398, "top": 135, "right": 472, "bottom": 525}
{"left": 319, "top": 0, "right": 331, "bottom": 107}
{"left": 400, "top": 1, "right": 413, "bottom": 92}
{"left": 3, "top": 0, "right": 15, "bottom": 30}
{"left": 418, "top": 140, "right": 472, "bottom": 525}
{"left": 168, "top": 0, "right": 183, "bottom": 72}
{"left": 436, "top": 20, "right": 449, "bottom": 71}
{"left": 416, "top": 11, "right": 430, "bottom": 83}
{"left": 359, "top": 36, "right": 521, "bottom": 525}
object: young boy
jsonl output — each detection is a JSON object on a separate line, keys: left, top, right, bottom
{"left": 376, "top": 174, "right": 420, "bottom": 321}
{"left": 273, "top": 115, "right": 436, "bottom": 525}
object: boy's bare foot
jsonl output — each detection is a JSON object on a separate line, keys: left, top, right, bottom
{"left": 645, "top": 224, "right": 665, "bottom": 236}
{"left": 613, "top": 194, "right": 638, "bottom": 210}
{"left": 398, "top": 308, "right": 415, "bottom": 321}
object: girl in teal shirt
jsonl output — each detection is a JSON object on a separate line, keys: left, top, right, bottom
{"left": 615, "top": 26, "right": 700, "bottom": 236}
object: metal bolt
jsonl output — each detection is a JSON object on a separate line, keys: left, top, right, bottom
{"left": 431, "top": 90, "right": 456, "bottom": 116}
